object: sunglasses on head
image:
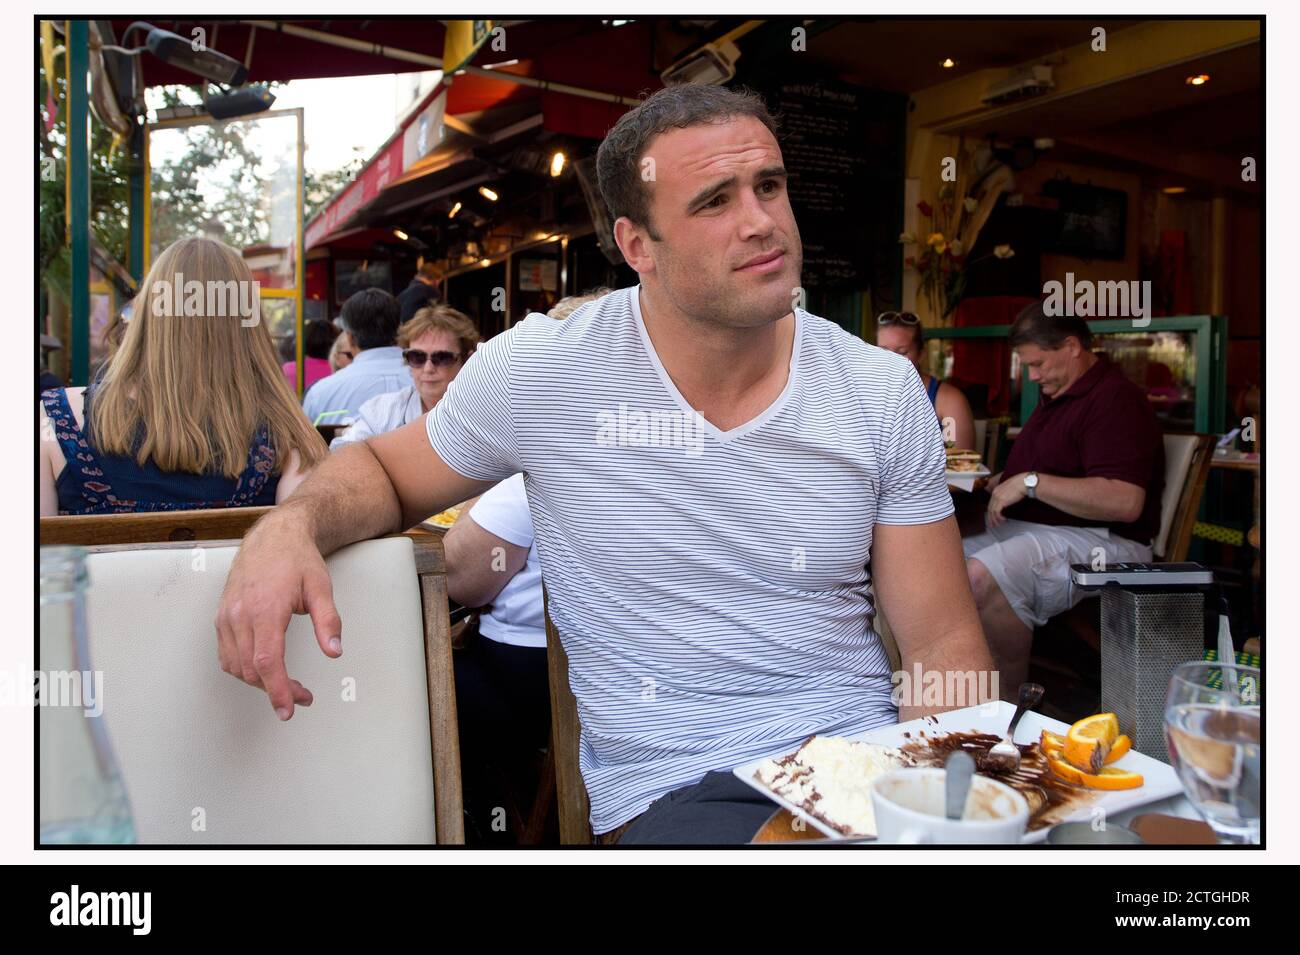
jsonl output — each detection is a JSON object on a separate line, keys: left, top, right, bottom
{"left": 877, "top": 311, "right": 921, "bottom": 326}
{"left": 403, "top": 348, "right": 462, "bottom": 368}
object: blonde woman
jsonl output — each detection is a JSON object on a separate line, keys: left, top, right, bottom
{"left": 39, "top": 236, "right": 326, "bottom": 516}
{"left": 330, "top": 304, "right": 481, "bottom": 448}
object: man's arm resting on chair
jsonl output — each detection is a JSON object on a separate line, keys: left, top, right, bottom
{"left": 215, "top": 417, "right": 494, "bottom": 722}
{"left": 871, "top": 516, "right": 996, "bottom": 722}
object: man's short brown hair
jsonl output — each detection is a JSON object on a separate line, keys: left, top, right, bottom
{"left": 1010, "top": 301, "right": 1093, "bottom": 350}
{"left": 596, "top": 84, "right": 779, "bottom": 241}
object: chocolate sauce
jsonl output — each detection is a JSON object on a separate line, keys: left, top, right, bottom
{"left": 898, "top": 731, "right": 1092, "bottom": 831}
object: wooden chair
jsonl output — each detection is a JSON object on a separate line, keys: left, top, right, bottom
{"left": 542, "top": 585, "right": 593, "bottom": 844}
{"left": 40, "top": 506, "right": 273, "bottom": 546}
{"left": 46, "top": 518, "right": 463, "bottom": 844}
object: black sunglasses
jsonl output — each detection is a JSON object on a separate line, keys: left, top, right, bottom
{"left": 877, "top": 311, "right": 921, "bottom": 326}
{"left": 403, "top": 348, "right": 462, "bottom": 368}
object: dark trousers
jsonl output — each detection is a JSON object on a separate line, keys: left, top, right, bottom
{"left": 453, "top": 630, "right": 551, "bottom": 842}
{"left": 615, "top": 771, "right": 778, "bottom": 845}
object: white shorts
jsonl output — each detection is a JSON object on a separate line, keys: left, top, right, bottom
{"left": 962, "top": 517, "right": 1153, "bottom": 630}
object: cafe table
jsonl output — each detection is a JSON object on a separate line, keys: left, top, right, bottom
{"left": 750, "top": 791, "right": 1209, "bottom": 844}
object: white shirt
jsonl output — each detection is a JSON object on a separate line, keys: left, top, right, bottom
{"left": 329, "top": 385, "right": 423, "bottom": 449}
{"left": 302, "top": 346, "right": 409, "bottom": 425}
{"left": 466, "top": 474, "right": 545, "bottom": 648}
{"left": 425, "top": 286, "right": 954, "bottom": 833}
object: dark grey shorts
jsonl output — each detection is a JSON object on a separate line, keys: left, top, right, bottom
{"left": 615, "top": 771, "right": 779, "bottom": 845}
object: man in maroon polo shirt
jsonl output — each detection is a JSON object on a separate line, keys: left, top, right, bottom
{"left": 963, "top": 302, "right": 1165, "bottom": 694}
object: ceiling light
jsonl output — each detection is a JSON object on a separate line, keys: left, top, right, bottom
{"left": 479, "top": 186, "right": 499, "bottom": 202}
{"left": 448, "top": 202, "right": 462, "bottom": 219}
{"left": 941, "top": 58, "right": 956, "bottom": 69}
{"left": 550, "top": 151, "right": 567, "bottom": 177}
{"left": 1162, "top": 186, "right": 1188, "bottom": 195}
{"left": 393, "top": 229, "right": 409, "bottom": 241}
{"left": 1185, "top": 74, "right": 1210, "bottom": 86}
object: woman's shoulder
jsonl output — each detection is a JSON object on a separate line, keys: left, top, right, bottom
{"left": 935, "top": 379, "right": 971, "bottom": 409}
{"left": 40, "top": 385, "right": 86, "bottom": 422}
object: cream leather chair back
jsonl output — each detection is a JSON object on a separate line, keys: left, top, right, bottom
{"left": 85, "top": 538, "right": 439, "bottom": 844}
{"left": 1154, "top": 434, "right": 1199, "bottom": 560}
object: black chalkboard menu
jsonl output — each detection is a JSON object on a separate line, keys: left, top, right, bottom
{"left": 737, "top": 70, "right": 907, "bottom": 304}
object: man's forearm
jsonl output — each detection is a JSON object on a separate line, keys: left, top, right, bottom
{"left": 259, "top": 442, "right": 404, "bottom": 557}
{"left": 1035, "top": 474, "right": 1143, "bottom": 523}
{"left": 898, "top": 622, "right": 996, "bottom": 722}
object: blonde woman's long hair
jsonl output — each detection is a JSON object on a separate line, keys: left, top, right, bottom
{"left": 91, "top": 236, "right": 326, "bottom": 478}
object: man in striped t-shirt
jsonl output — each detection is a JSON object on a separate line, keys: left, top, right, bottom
{"left": 216, "top": 84, "right": 994, "bottom": 844}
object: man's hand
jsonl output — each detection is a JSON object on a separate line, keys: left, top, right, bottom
{"left": 987, "top": 473, "right": 1028, "bottom": 527}
{"left": 215, "top": 513, "right": 342, "bottom": 721}
{"left": 213, "top": 425, "right": 495, "bottom": 721}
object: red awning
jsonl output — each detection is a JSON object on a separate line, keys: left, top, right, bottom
{"left": 299, "top": 20, "right": 662, "bottom": 249}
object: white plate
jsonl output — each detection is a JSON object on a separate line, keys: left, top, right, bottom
{"left": 733, "top": 701, "right": 1184, "bottom": 843}
{"left": 945, "top": 466, "right": 990, "bottom": 479}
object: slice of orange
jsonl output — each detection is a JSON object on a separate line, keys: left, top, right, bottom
{"left": 1076, "top": 766, "right": 1144, "bottom": 791}
{"left": 1063, "top": 713, "right": 1120, "bottom": 773}
{"left": 1103, "top": 734, "right": 1132, "bottom": 765}
{"left": 1040, "top": 730, "right": 1066, "bottom": 757}
{"left": 1047, "top": 755, "right": 1087, "bottom": 786}
{"left": 1049, "top": 755, "right": 1144, "bottom": 790}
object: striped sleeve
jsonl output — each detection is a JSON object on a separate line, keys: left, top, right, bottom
{"left": 425, "top": 328, "right": 522, "bottom": 482}
{"left": 875, "top": 368, "right": 955, "bottom": 525}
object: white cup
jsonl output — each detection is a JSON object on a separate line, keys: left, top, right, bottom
{"left": 871, "top": 768, "right": 1029, "bottom": 844}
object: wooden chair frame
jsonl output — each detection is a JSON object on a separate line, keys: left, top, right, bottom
{"left": 542, "top": 585, "right": 593, "bottom": 844}
{"left": 1158, "top": 433, "right": 1217, "bottom": 562}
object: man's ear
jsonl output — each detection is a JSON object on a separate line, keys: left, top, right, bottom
{"left": 613, "top": 217, "right": 654, "bottom": 276}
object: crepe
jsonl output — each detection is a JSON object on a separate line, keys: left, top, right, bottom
{"left": 753, "top": 736, "right": 908, "bottom": 836}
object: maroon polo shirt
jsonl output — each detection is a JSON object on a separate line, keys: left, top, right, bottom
{"left": 1002, "top": 356, "right": 1164, "bottom": 544}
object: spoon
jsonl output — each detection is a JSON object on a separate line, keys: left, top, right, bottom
{"left": 985, "top": 682, "right": 1045, "bottom": 773}
{"left": 945, "top": 750, "right": 976, "bottom": 820}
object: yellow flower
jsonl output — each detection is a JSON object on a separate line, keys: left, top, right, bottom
{"left": 993, "top": 244, "right": 1015, "bottom": 259}
{"left": 927, "top": 232, "right": 947, "bottom": 254}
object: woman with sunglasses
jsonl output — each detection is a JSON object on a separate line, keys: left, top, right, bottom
{"left": 875, "top": 311, "right": 976, "bottom": 451}
{"left": 330, "top": 305, "right": 481, "bottom": 448}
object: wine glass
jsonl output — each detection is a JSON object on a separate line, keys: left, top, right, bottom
{"left": 1163, "top": 661, "right": 1261, "bottom": 845}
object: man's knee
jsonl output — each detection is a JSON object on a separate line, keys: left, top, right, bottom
{"left": 966, "top": 558, "right": 1001, "bottom": 610}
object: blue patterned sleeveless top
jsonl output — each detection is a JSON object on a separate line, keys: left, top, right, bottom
{"left": 42, "top": 386, "right": 280, "bottom": 514}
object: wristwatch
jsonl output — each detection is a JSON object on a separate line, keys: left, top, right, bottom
{"left": 1023, "top": 472, "right": 1039, "bottom": 499}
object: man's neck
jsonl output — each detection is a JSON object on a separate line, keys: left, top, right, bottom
{"left": 1056, "top": 351, "right": 1100, "bottom": 396}
{"left": 639, "top": 285, "right": 793, "bottom": 399}
{"left": 638, "top": 284, "right": 795, "bottom": 431}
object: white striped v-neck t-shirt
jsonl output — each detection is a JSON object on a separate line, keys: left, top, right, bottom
{"left": 426, "top": 286, "right": 954, "bottom": 834}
